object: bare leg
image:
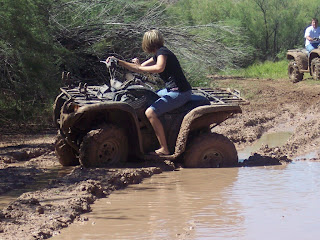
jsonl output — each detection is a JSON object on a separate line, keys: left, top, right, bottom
{"left": 145, "top": 107, "right": 170, "bottom": 155}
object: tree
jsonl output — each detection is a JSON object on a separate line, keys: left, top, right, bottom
{"left": 232, "top": 0, "right": 320, "bottom": 60}
{"left": 0, "top": 0, "right": 58, "bottom": 124}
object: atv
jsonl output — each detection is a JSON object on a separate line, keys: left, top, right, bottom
{"left": 287, "top": 41, "right": 320, "bottom": 83}
{"left": 53, "top": 59, "right": 247, "bottom": 168}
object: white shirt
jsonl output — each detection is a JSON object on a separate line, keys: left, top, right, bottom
{"left": 305, "top": 25, "right": 320, "bottom": 46}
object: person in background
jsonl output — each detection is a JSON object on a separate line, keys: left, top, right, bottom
{"left": 305, "top": 18, "right": 320, "bottom": 53}
{"left": 107, "top": 30, "right": 192, "bottom": 156}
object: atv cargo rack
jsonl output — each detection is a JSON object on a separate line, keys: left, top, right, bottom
{"left": 193, "top": 87, "right": 249, "bottom": 105}
{"left": 59, "top": 85, "right": 249, "bottom": 107}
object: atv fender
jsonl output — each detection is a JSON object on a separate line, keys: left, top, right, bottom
{"left": 60, "top": 102, "right": 144, "bottom": 156}
{"left": 172, "top": 104, "right": 241, "bottom": 158}
{"left": 287, "top": 51, "right": 308, "bottom": 71}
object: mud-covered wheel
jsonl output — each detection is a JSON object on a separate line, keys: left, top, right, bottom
{"left": 288, "top": 61, "right": 303, "bottom": 83}
{"left": 79, "top": 125, "right": 128, "bottom": 168}
{"left": 55, "top": 135, "right": 79, "bottom": 166}
{"left": 311, "top": 58, "right": 320, "bottom": 80}
{"left": 184, "top": 133, "right": 238, "bottom": 168}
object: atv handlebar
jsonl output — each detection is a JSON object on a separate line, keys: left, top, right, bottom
{"left": 100, "top": 57, "right": 118, "bottom": 69}
{"left": 100, "top": 57, "right": 155, "bottom": 91}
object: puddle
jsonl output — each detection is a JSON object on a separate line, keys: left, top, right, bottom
{"left": 53, "top": 162, "right": 320, "bottom": 240}
{"left": 295, "top": 151, "right": 319, "bottom": 160}
{"left": 238, "top": 131, "right": 292, "bottom": 161}
{"left": 0, "top": 134, "right": 55, "bottom": 148}
{"left": 0, "top": 166, "right": 73, "bottom": 209}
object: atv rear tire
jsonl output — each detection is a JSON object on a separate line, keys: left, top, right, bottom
{"left": 288, "top": 61, "right": 303, "bottom": 83}
{"left": 184, "top": 133, "right": 238, "bottom": 168}
{"left": 55, "top": 135, "right": 79, "bottom": 166}
{"left": 311, "top": 58, "right": 320, "bottom": 80}
{"left": 79, "top": 125, "right": 128, "bottom": 168}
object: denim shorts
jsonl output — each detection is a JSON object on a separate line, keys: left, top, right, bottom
{"left": 306, "top": 42, "right": 320, "bottom": 52}
{"left": 149, "top": 88, "right": 192, "bottom": 116}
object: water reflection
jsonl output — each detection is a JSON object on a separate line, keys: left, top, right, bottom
{"left": 231, "top": 162, "right": 320, "bottom": 240}
{"left": 53, "top": 168, "right": 241, "bottom": 240}
{"left": 54, "top": 162, "right": 320, "bottom": 240}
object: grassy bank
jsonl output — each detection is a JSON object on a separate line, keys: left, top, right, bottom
{"left": 221, "top": 60, "right": 288, "bottom": 79}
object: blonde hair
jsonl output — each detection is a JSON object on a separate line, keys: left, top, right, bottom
{"left": 142, "top": 30, "right": 164, "bottom": 53}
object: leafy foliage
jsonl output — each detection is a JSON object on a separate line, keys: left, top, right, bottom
{"left": 230, "top": 0, "right": 319, "bottom": 59}
{"left": 169, "top": 0, "right": 320, "bottom": 60}
{"left": 0, "top": 0, "right": 61, "bottom": 125}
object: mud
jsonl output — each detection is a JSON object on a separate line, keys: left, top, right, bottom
{"left": 213, "top": 77, "right": 320, "bottom": 158}
{"left": 1, "top": 77, "right": 320, "bottom": 239}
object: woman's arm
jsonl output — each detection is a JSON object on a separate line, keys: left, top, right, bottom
{"left": 117, "top": 55, "right": 167, "bottom": 74}
{"left": 141, "top": 57, "right": 155, "bottom": 67}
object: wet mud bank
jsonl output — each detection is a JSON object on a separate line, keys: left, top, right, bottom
{"left": 1, "top": 77, "right": 320, "bottom": 239}
{"left": 0, "top": 139, "right": 175, "bottom": 239}
{"left": 0, "top": 165, "right": 173, "bottom": 239}
{"left": 213, "top": 77, "right": 320, "bottom": 159}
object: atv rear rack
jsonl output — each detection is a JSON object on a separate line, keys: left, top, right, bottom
{"left": 193, "top": 87, "right": 249, "bottom": 105}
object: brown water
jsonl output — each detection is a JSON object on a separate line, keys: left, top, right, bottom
{"left": 238, "top": 131, "right": 292, "bottom": 160}
{"left": 53, "top": 161, "right": 320, "bottom": 240}
{"left": 0, "top": 166, "right": 73, "bottom": 209}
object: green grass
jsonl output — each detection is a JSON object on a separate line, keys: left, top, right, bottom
{"left": 221, "top": 60, "right": 288, "bottom": 79}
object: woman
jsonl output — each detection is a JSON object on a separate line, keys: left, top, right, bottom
{"left": 107, "top": 29, "right": 192, "bottom": 156}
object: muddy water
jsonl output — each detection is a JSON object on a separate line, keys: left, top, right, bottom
{"left": 238, "top": 131, "right": 292, "bottom": 160}
{"left": 0, "top": 166, "right": 73, "bottom": 209}
{"left": 53, "top": 161, "right": 320, "bottom": 240}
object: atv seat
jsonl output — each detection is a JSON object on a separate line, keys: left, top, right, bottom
{"left": 168, "top": 94, "right": 210, "bottom": 114}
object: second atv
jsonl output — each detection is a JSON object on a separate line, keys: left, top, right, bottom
{"left": 287, "top": 43, "right": 320, "bottom": 83}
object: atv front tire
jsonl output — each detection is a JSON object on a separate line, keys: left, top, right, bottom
{"left": 288, "top": 61, "right": 303, "bottom": 83}
{"left": 79, "top": 125, "right": 128, "bottom": 168}
{"left": 53, "top": 93, "right": 68, "bottom": 128}
{"left": 184, "top": 133, "right": 238, "bottom": 168}
{"left": 311, "top": 58, "right": 320, "bottom": 80}
{"left": 55, "top": 135, "right": 79, "bottom": 166}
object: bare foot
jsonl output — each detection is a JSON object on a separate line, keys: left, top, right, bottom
{"left": 148, "top": 148, "right": 170, "bottom": 156}
{"left": 155, "top": 148, "right": 169, "bottom": 155}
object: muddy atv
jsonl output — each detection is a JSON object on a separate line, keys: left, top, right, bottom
{"left": 287, "top": 44, "right": 320, "bottom": 83}
{"left": 53, "top": 61, "right": 247, "bottom": 168}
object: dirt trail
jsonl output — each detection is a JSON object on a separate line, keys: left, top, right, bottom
{"left": 1, "top": 77, "right": 320, "bottom": 239}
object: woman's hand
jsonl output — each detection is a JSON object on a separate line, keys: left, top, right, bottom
{"left": 104, "top": 56, "right": 118, "bottom": 68}
{"left": 106, "top": 56, "right": 118, "bottom": 63}
{"left": 131, "top": 58, "right": 140, "bottom": 65}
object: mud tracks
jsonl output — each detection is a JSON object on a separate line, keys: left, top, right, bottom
{"left": 0, "top": 165, "right": 172, "bottom": 239}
